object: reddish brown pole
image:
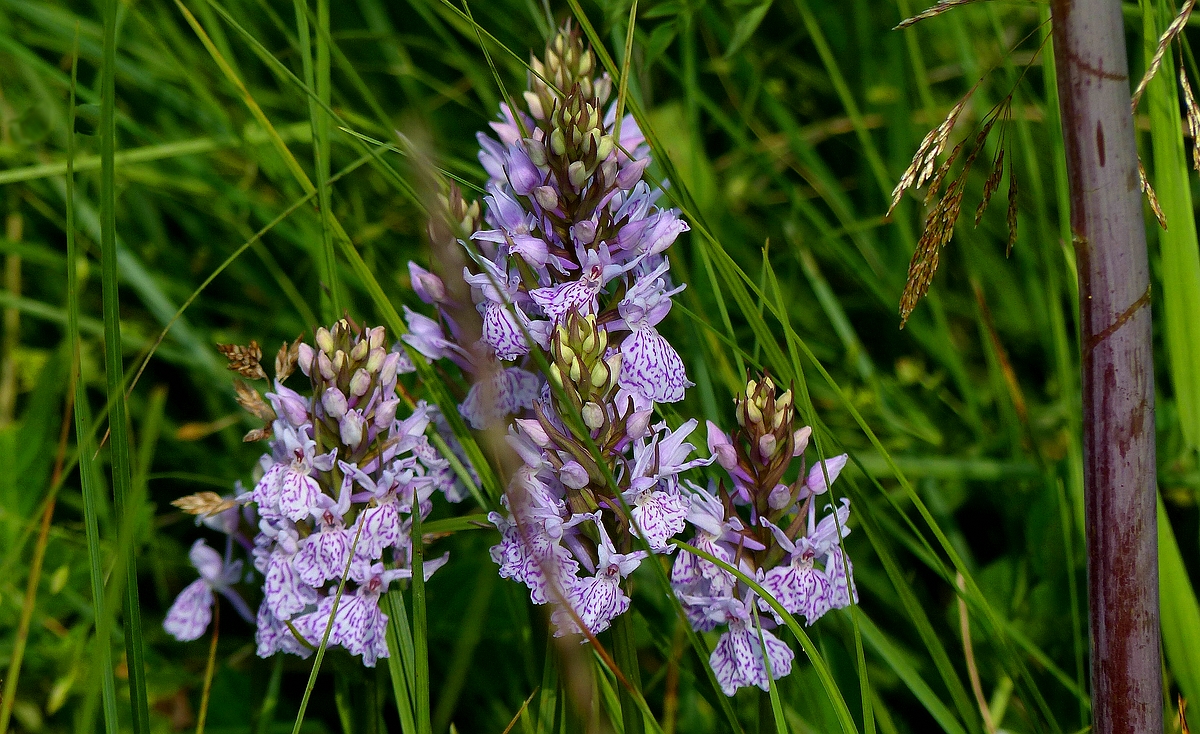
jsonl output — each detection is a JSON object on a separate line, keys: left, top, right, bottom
{"left": 1050, "top": 1, "right": 1163, "bottom": 731}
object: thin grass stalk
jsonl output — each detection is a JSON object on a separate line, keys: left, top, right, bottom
{"left": 99, "top": 0, "right": 151, "bottom": 728}
{"left": 410, "top": 482, "right": 431, "bottom": 734}
{"left": 1049, "top": 0, "right": 1163, "bottom": 730}
{"left": 66, "top": 27, "right": 120, "bottom": 732}
{"left": 195, "top": 605, "right": 220, "bottom": 734}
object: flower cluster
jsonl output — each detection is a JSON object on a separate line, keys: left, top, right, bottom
{"left": 404, "top": 24, "right": 691, "bottom": 432}
{"left": 401, "top": 25, "right": 700, "bottom": 637}
{"left": 672, "top": 376, "right": 856, "bottom": 696}
{"left": 490, "top": 312, "right": 711, "bottom": 636}
{"left": 164, "top": 321, "right": 466, "bottom": 666}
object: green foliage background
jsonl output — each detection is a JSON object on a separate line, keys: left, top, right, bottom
{"left": 0, "top": 0, "right": 1198, "bottom": 732}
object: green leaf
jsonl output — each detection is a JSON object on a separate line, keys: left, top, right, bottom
{"left": 724, "top": 1, "right": 772, "bottom": 58}
{"left": 1159, "top": 494, "right": 1200, "bottom": 733}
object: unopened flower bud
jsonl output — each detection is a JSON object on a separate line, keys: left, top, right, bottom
{"left": 596, "top": 134, "right": 614, "bottom": 161}
{"left": 746, "top": 400, "right": 763, "bottom": 425}
{"left": 616, "top": 157, "right": 650, "bottom": 190}
{"left": 375, "top": 398, "right": 399, "bottom": 429}
{"left": 333, "top": 350, "right": 346, "bottom": 375}
{"left": 525, "top": 138, "right": 548, "bottom": 168}
{"left": 533, "top": 186, "right": 558, "bottom": 210}
{"left": 317, "top": 350, "right": 335, "bottom": 381}
{"left": 380, "top": 352, "right": 401, "bottom": 386}
{"left": 297, "top": 343, "right": 315, "bottom": 376}
{"left": 349, "top": 368, "right": 371, "bottom": 397}
{"left": 515, "top": 418, "right": 552, "bottom": 447}
{"left": 315, "top": 328, "right": 335, "bottom": 354}
{"left": 369, "top": 326, "right": 386, "bottom": 350}
{"left": 604, "top": 353, "right": 622, "bottom": 387}
{"left": 573, "top": 220, "right": 597, "bottom": 245}
{"left": 409, "top": 263, "right": 447, "bottom": 305}
{"left": 548, "top": 363, "right": 563, "bottom": 387}
{"left": 322, "top": 387, "right": 348, "bottom": 418}
{"left": 340, "top": 410, "right": 364, "bottom": 447}
{"left": 366, "top": 347, "right": 386, "bottom": 374}
{"left": 581, "top": 402, "right": 605, "bottom": 430}
{"left": 350, "top": 338, "right": 369, "bottom": 362}
{"left": 569, "top": 357, "right": 582, "bottom": 383}
{"left": 523, "top": 91, "right": 545, "bottom": 119}
{"left": 792, "top": 426, "right": 812, "bottom": 457}
{"left": 550, "top": 129, "right": 567, "bottom": 156}
{"left": 759, "top": 434, "right": 777, "bottom": 461}
{"left": 568, "top": 161, "right": 588, "bottom": 190}
{"left": 806, "top": 454, "right": 849, "bottom": 495}
{"left": 768, "top": 483, "right": 793, "bottom": 510}
{"left": 589, "top": 361, "right": 610, "bottom": 391}
{"left": 627, "top": 409, "right": 653, "bottom": 439}
{"left": 561, "top": 460, "right": 590, "bottom": 489}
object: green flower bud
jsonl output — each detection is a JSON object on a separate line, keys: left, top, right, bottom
{"left": 568, "top": 161, "right": 588, "bottom": 189}
{"left": 550, "top": 129, "right": 567, "bottom": 157}
{"left": 315, "top": 327, "right": 335, "bottom": 355}
{"left": 581, "top": 402, "right": 604, "bottom": 430}
{"left": 596, "top": 134, "right": 614, "bottom": 161}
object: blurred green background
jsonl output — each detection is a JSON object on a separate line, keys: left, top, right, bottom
{"left": 1, "top": 0, "right": 1198, "bottom": 732}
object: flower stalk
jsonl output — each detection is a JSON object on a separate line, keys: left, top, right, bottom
{"left": 1050, "top": 1, "right": 1163, "bottom": 729}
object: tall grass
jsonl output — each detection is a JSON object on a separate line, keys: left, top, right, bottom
{"left": 0, "top": 0, "right": 1197, "bottom": 732}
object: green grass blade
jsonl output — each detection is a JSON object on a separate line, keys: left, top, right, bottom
{"left": 98, "top": 0, "right": 150, "bottom": 729}
{"left": 65, "top": 27, "right": 119, "bottom": 732}
{"left": 1143, "top": 0, "right": 1200, "bottom": 453}
{"left": 385, "top": 589, "right": 420, "bottom": 734}
{"left": 1158, "top": 494, "right": 1200, "bottom": 732}
{"left": 411, "top": 482, "right": 432, "bottom": 734}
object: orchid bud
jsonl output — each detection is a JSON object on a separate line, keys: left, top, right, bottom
{"left": 375, "top": 398, "right": 399, "bottom": 429}
{"left": 339, "top": 410, "right": 364, "bottom": 447}
{"left": 332, "top": 350, "right": 346, "bottom": 374}
{"left": 768, "top": 483, "right": 793, "bottom": 510}
{"left": 589, "top": 361, "right": 610, "bottom": 391}
{"left": 322, "top": 387, "right": 348, "bottom": 418}
{"left": 806, "top": 454, "right": 849, "bottom": 495}
{"left": 349, "top": 368, "right": 371, "bottom": 397}
{"left": 369, "top": 326, "right": 386, "bottom": 350}
{"left": 596, "top": 134, "right": 614, "bottom": 161}
{"left": 515, "top": 418, "right": 552, "bottom": 447}
{"left": 315, "top": 327, "right": 335, "bottom": 355}
{"left": 380, "top": 352, "right": 401, "bottom": 386}
{"left": 616, "top": 157, "right": 650, "bottom": 189}
{"left": 581, "top": 402, "right": 605, "bottom": 430}
{"left": 758, "top": 434, "right": 777, "bottom": 461}
{"left": 525, "top": 138, "right": 548, "bottom": 167}
{"left": 533, "top": 186, "right": 558, "bottom": 210}
{"left": 792, "top": 426, "right": 812, "bottom": 457}
{"left": 560, "top": 460, "right": 590, "bottom": 489}
{"left": 350, "top": 338, "right": 369, "bottom": 362}
{"left": 573, "top": 220, "right": 597, "bottom": 245}
{"left": 568, "top": 161, "right": 588, "bottom": 190}
{"left": 366, "top": 347, "right": 386, "bottom": 374}
{"left": 297, "top": 343, "right": 315, "bottom": 376}
{"left": 523, "top": 91, "right": 545, "bottom": 119}
{"left": 627, "top": 409, "right": 653, "bottom": 439}
{"left": 550, "top": 128, "right": 566, "bottom": 156}
{"left": 317, "top": 350, "right": 335, "bottom": 381}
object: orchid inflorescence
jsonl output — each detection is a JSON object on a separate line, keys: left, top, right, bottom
{"left": 165, "top": 320, "right": 467, "bottom": 666}
{"left": 674, "top": 376, "right": 855, "bottom": 695}
{"left": 165, "top": 24, "right": 858, "bottom": 700}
